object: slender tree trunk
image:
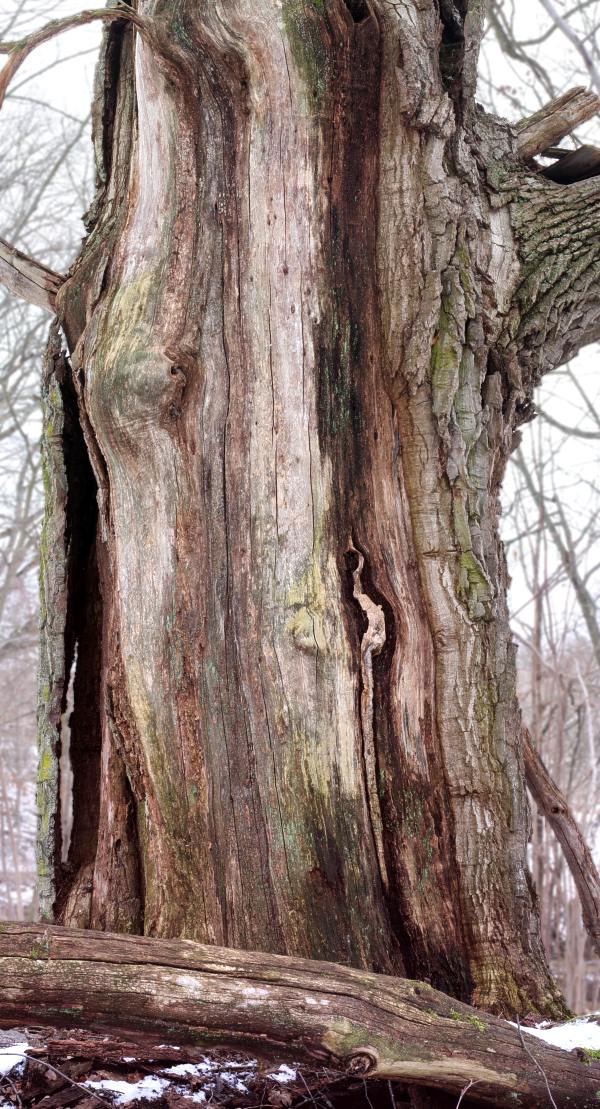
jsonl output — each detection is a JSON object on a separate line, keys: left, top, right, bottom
{"left": 32, "top": 1, "right": 600, "bottom": 1017}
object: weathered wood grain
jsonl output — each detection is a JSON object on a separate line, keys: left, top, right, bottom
{"left": 0, "top": 924, "right": 598, "bottom": 1108}
{"left": 0, "top": 238, "right": 62, "bottom": 312}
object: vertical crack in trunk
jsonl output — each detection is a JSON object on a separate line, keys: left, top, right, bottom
{"left": 348, "top": 541, "right": 389, "bottom": 892}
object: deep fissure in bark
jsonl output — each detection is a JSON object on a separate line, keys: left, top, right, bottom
{"left": 30, "top": 0, "right": 600, "bottom": 1020}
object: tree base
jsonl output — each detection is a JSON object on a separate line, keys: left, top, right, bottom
{"left": 0, "top": 924, "right": 597, "bottom": 1108}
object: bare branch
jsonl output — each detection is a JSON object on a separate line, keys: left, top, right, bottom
{"left": 0, "top": 236, "right": 63, "bottom": 312}
{"left": 516, "top": 87, "right": 600, "bottom": 160}
{"left": 537, "top": 0, "right": 600, "bottom": 93}
{"left": 0, "top": 4, "right": 148, "bottom": 108}
{"left": 523, "top": 726, "right": 600, "bottom": 958}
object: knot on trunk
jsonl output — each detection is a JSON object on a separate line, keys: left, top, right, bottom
{"left": 344, "top": 1049, "right": 378, "bottom": 1076}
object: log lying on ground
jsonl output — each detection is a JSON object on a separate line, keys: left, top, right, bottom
{"left": 0, "top": 925, "right": 598, "bottom": 1107}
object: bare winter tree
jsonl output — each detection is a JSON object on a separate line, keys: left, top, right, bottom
{"left": 0, "top": 0, "right": 95, "bottom": 920}
{"left": 2, "top": 2, "right": 600, "bottom": 1105}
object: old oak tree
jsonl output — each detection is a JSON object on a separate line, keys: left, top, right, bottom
{"left": 1, "top": 0, "right": 600, "bottom": 1104}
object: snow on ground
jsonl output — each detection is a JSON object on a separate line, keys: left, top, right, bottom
{"left": 86, "top": 1078, "right": 170, "bottom": 1104}
{"left": 267, "top": 1065, "right": 298, "bottom": 1084}
{"left": 85, "top": 1056, "right": 262, "bottom": 1104}
{"left": 512, "top": 1015, "right": 600, "bottom": 1052}
{"left": 0, "top": 1043, "right": 29, "bottom": 1076}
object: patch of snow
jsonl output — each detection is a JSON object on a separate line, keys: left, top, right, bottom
{"left": 122, "top": 1057, "right": 136, "bottom": 1063}
{"left": 267, "top": 1065, "right": 297, "bottom": 1084}
{"left": 0, "top": 1043, "right": 29, "bottom": 1076}
{"left": 163, "top": 1063, "right": 205, "bottom": 1078}
{"left": 85, "top": 1077, "right": 169, "bottom": 1103}
{"left": 511, "top": 1016, "right": 600, "bottom": 1052}
{"left": 219, "top": 1073, "right": 248, "bottom": 1092}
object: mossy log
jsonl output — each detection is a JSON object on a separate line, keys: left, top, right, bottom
{"left": 0, "top": 924, "right": 598, "bottom": 1108}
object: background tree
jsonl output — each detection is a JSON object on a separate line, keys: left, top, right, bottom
{"left": 0, "top": 0, "right": 95, "bottom": 921}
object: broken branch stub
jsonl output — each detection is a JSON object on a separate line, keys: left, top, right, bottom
{"left": 516, "top": 87, "right": 600, "bottom": 161}
{"left": 0, "top": 237, "right": 64, "bottom": 312}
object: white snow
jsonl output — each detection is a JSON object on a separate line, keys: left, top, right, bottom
{"left": 267, "top": 1065, "right": 297, "bottom": 1084}
{"left": 0, "top": 1043, "right": 29, "bottom": 1076}
{"left": 84, "top": 1056, "right": 262, "bottom": 1103}
{"left": 85, "top": 1077, "right": 169, "bottom": 1104}
{"left": 512, "top": 1015, "right": 600, "bottom": 1052}
{"left": 162, "top": 1063, "right": 203, "bottom": 1077}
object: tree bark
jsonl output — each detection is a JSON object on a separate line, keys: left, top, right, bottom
{"left": 1, "top": 924, "right": 599, "bottom": 1109}
{"left": 24, "top": 0, "right": 600, "bottom": 1018}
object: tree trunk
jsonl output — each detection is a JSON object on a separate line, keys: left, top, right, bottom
{"left": 2, "top": 924, "right": 600, "bottom": 1108}
{"left": 34, "top": 1, "right": 600, "bottom": 1017}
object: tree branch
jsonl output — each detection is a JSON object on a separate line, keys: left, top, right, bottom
{"left": 516, "top": 87, "right": 600, "bottom": 160}
{"left": 0, "top": 237, "right": 63, "bottom": 311}
{"left": 523, "top": 726, "right": 600, "bottom": 959}
{"left": 0, "top": 4, "right": 149, "bottom": 108}
{"left": 0, "top": 924, "right": 599, "bottom": 1108}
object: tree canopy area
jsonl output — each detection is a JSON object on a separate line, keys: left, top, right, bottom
{"left": 1, "top": 1, "right": 600, "bottom": 1106}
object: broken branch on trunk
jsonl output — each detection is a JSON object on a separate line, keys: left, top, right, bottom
{"left": 0, "top": 237, "right": 63, "bottom": 312}
{"left": 0, "top": 924, "right": 599, "bottom": 1108}
{"left": 523, "top": 725, "right": 600, "bottom": 958}
{"left": 516, "top": 87, "right": 600, "bottom": 160}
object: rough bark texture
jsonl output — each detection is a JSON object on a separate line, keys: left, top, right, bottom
{"left": 30, "top": 0, "right": 600, "bottom": 1018}
{"left": 2, "top": 924, "right": 600, "bottom": 1108}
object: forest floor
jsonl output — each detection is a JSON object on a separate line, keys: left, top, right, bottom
{"left": 0, "top": 1018, "right": 599, "bottom": 1109}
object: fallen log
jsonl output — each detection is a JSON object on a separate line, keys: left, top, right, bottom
{"left": 0, "top": 923, "right": 598, "bottom": 1108}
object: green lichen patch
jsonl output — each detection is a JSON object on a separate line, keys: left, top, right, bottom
{"left": 582, "top": 1048, "right": 600, "bottom": 1066}
{"left": 282, "top": 0, "right": 330, "bottom": 111}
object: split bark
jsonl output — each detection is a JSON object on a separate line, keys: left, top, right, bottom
{"left": 0, "top": 924, "right": 599, "bottom": 1109}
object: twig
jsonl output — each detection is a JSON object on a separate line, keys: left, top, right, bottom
{"left": 362, "top": 1079, "right": 376, "bottom": 1109}
{"left": 0, "top": 1073, "right": 23, "bottom": 1108}
{"left": 0, "top": 1053, "right": 113, "bottom": 1109}
{"left": 0, "top": 4, "right": 150, "bottom": 109}
{"left": 455, "top": 1079, "right": 481, "bottom": 1107}
{"left": 515, "top": 1016, "right": 558, "bottom": 1109}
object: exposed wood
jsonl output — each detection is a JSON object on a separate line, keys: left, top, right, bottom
{"left": 516, "top": 87, "right": 600, "bottom": 160}
{"left": 0, "top": 237, "right": 63, "bottom": 312}
{"left": 0, "top": 924, "right": 598, "bottom": 1108}
{"left": 523, "top": 726, "right": 600, "bottom": 957}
